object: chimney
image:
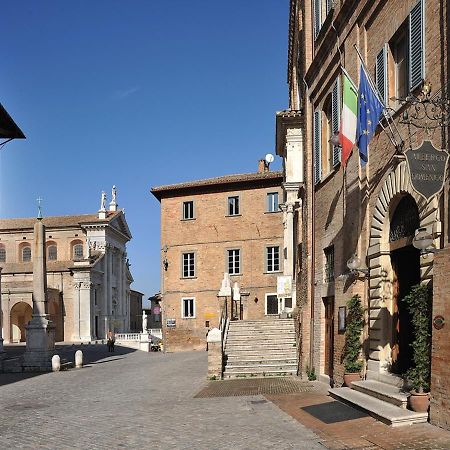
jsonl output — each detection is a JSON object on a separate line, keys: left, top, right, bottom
{"left": 257, "top": 159, "right": 269, "bottom": 173}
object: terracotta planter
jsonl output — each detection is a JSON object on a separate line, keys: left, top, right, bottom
{"left": 408, "top": 391, "right": 430, "bottom": 413}
{"left": 343, "top": 372, "right": 361, "bottom": 387}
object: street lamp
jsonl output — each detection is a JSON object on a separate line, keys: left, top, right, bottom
{"left": 347, "top": 254, "right": 369, "bottom": 277}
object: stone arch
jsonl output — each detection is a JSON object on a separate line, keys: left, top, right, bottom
{"left": 10, "top": 301, "right": 32, "bottom": 343}
{"left": 367, "top": 161, "right": 439, "bottom": 375}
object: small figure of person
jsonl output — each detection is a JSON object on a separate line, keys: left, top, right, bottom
{"left": 107, "top": 331, "right": 115, "bottom": 352}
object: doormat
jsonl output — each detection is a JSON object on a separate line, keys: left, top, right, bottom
{"left": 194, "top": 377, "right": 317, "bottom": 398}
{"left": 301, "top": 401, "right": 368, "bottom": 423}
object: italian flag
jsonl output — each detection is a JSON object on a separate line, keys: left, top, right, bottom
{"left": 339, "top": 70, "right": 358, "bottom": 168}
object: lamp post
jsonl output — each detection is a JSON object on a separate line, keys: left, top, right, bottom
{"left": 412, "top": 227, "right": 438, "bottom": 256}
{"left": 347, "top": 254, "right": 369, "bottom": 277}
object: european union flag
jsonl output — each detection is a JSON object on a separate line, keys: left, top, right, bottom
{"left": 356, "top": 64, "right": 384, "bottom": 165}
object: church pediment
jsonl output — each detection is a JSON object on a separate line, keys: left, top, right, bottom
{"left": 109, "top": 212, "right": 132, "bottom": 241}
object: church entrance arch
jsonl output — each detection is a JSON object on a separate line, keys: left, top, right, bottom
{"left": 10, "top": 302, "right": 32, "bottom": 343}
{"left": 367, "top": 161, "right": 439, "bottom": 377}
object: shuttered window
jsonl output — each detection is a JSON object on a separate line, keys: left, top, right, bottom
{"left": 375, "top": 46, "right": 388, "bottom": 104}
{"left": 313, "top": 110, "right": 322, "bottom": 184}
{"left": 409, "top": 0, "right": 425, "bottom": 90}
{"left": 326, "top": 0, "right": 332, "bottom": 15}
{"left": 313, "top": 0, "right": 322, "bottom": 39}
{"left": 331, "top": 80, "right": 340, "bottom": 166}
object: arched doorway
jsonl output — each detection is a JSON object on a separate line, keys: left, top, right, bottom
{"left": 367, "top": 161, "right": 439, "bottom": 377}
{"left": 389, "top": 195, "right": 420, "bottom": 374}
{"left": 10, "top": 302, "right": 32, "bottom": 343}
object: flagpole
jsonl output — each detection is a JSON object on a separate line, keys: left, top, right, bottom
{"left": 353, "top": 44, "right": 404, "bottom": 151}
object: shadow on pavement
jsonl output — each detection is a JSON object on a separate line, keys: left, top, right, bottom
{"left": 0, "top": 343, "right": 137, "bottom": 387}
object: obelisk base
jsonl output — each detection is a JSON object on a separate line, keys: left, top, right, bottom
{"left": 22, "top": 316, "right": 56, "bottom": 372}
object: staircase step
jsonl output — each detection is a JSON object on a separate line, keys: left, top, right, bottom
{"left": 351, "top": 380, "right": 409, "bottom": 409}
{"left": 223, "top": 370, "right": 296, "bottom": 379}
{"left": 225, "top": 363, "right": 297, "bottom": 372}
{"left": 329, "top": 387, "right": 428, "bottom": 427}
{"left": 226, "top": 357, "right": 297, "bottom": 364}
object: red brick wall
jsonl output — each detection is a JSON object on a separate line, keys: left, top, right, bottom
{"left": 430, "top": 247, "right": 450, "bottom": 429}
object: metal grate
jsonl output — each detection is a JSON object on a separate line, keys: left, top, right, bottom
{"left": 194, "top": 378, "right": 317, "bottom": 398}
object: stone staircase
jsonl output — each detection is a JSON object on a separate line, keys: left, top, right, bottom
{"left": 329, "top": 378, "right": 428, "bottom": 427}
{"left": 223, "top": 318, "right": 298, "bottom": 379}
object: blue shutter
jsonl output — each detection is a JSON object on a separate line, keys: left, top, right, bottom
{"left": 375, "top": 45, "right": 388, "bottom": 104}
{"left": 409, "top": 0, "right": 425, "bottom": 90}
{"left": 314, "top": 0, "right": 321, "bottom": 39}
{"left": 326, "top": 0, "right": 332, "bottom": 15}
{"left": 313, "top": 110, "right": 322, "bottom": 184}
{"left": 331, "top": 80, "right": 340, "bottom": 166}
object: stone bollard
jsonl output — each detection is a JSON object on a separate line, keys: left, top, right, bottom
{"left": 52, "top": 355, "right": 61, "bottom": 372}
{"left": 75, "top": 350, "right": 83, "bottom": 369}
{"left": 206, "top": 328, "right": 222, "bottom": 380}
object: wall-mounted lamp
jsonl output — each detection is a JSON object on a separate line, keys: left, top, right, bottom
{"left": 162, "top": 244, "right": 169, "bottom": 271}
{"left": 412, "top": 227, "right": 438, "bottom": 256}
{"left": 347, "top": 254, "right": 369, "bottom": 277}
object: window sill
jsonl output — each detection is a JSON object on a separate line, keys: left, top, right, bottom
{"left": 181, "top": 218, "right": 196, "bottom": 222}
{"left": 229, "top": 273, "right": 242, "bottom": 277}
{"left": 264, "top": 211, "right": 281, "bottom": 215}
{"left": 180, "top": 276, "right": 197, "bottom": 280}
{"left": 226, "top": 214, "right": 242, "bottom": 218}
{"left": 181, "top": 316, "right": 196, "bottom": 319}
{"left": 264, "top": 270, "right": 282, "bottom": 275}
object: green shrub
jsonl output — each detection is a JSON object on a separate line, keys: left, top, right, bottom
{"left": 306, "top": 366, "right": 317, "bottom": 381}
{"left": 402, "top": 284, "right": 431, "bottom": 393}
{"left": 343, "top": 295, "right": 364, "bottom": 373}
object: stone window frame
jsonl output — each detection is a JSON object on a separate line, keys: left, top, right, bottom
{"left": 227, "top": 248, "right": 241, "bottom": 275}
{"left": 181, "top": 297, "right": 195, "bottom": 319}
{"left": 266, "top": 192, "right": 280, "bottom": 213}
{"left": 182, "top": 200, "right": 195, "bottom": 220}
{"left": 181, "top": 251, "right": 196, "bottom": 278}
{"left": 227, "top": 195, "right": 240, "bottom": 217}
{"left": 266, "top": 245, "right": 281, "bottom": 273}
{"left": 324, "top": 245, "right": 335, "bottom": 283}
{"left": 47, "top": 242, "right": 58, "bottom": 261}
{"left": 72, "top": 242, "right": 84, "bottom": 261}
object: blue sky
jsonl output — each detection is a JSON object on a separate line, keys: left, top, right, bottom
{"left": 0, "top": 1, "right": 289, "bottom": 304}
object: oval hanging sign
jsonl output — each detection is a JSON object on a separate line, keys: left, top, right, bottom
{"left": 405, "top": 140, "right": 449, "bottom": 201}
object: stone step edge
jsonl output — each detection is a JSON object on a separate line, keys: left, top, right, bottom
{"left": 351, "top": 381, "right": 409, "bottom": 408}
{"left": 329, "top": 388, "right": 428, "bottom": 427}
{"left": 223, "top": 372, "right": 296, "bottom": 379}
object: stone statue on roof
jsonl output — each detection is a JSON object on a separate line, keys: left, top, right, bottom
{"left": 100, "top": 191, "right": 107, "bottom": 212}
{"left": 111, "top": 185, "right": 117, "bottom": 203}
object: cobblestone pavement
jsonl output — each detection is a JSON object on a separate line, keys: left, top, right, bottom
{"left": 0, "top": 346, "right": 323, "bottom": 450}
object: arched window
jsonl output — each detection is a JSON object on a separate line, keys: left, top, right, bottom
{"left": 48, "top": 245, "right": 57, "bottom": 261}
{"left": 389, "top": 195, "right": 420, "bottom": 242}
{"left": 73, "top": 244, "right": 84, "bottom": 260}
{"left": 22, "top": 246, "right": 31, "bottom": 262}
{"left": 0, "top": 245, "right": 6, "bottom": 262}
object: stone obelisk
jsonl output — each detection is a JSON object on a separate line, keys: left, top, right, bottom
{"left": 22, "top": 217, "right": 55, "bottom": 371}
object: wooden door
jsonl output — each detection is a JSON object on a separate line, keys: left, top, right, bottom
{"left": 324, "top": 297, "right": 335, "bottom": 378}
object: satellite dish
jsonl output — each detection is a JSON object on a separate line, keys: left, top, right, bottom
{"left": 265, "top": 153, "right": 274, "bottom": 164}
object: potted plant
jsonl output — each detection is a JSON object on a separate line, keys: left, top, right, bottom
{"left": 402, "top": 283, "right": 431, "bottom": 412}
{"left": 343, "top": 294, "right": 364, "bottom": 387}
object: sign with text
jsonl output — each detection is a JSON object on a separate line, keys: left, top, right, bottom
{"left": 406, "top": 140, "right": 449, "bottom": 201}
{"left": 277, "top": 275, "right": 292, "bottom": 298}
{"left": 166, "top": 318, "right": 176, "bottom": 328}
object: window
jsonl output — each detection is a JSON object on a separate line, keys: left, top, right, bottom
{"left": 324, "top": 246, "right": 335, "bottom": 283}
{"left": 228, "top": 196, "right": 240, "bottom": 216}
{"left": 313, "top": 109, "right": 322, "bottom": 183}
{"left": 267, "top": 192, "right": 279, "bottom": 212}
{"left": 182, "top": 297, "right": 195, "bottom": 318}
{"left": 73, "top": 244, "right": 83, "bottom": 260}
{"left": 378, "top": 0, "right": 425, "bottom": 104}
{"left": 313, "top": 0, "right": 333, "bottom": 40}
{"left": 0, "top": 246, "right": 6, "bottom": 263}
{"left": 228, "top": 249, "right": 240, "bottom": 275}
{"left": 266, "top": 246, "right": 280, "bottom": 272}
{"left": 48, "top": 245, "right": 57, "bottom": 261}
{"left": 22, "top": 246, "right": 31, "bottom": 262}
{"left": 182, "top": 252, "right": 195, "bottom": 278}
{"left": 182, "top": 201, "right": 194, "bottom": 220}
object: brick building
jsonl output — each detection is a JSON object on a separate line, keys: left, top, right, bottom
{"left": 151, "top": 166, "right": 286, "bottom": 352}
{"left": 281, "top": 0, "right": 450, "bottom": 427}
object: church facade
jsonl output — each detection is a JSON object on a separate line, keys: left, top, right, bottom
{"left": 0, "top": 189, "right": 133, "bottom": 343}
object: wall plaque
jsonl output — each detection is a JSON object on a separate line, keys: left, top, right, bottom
{"left": 405, "top": 140, "right": 449, "bottom": 201}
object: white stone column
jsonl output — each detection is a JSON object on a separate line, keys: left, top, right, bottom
{"left": 78, "top": 281, "right": 93, "bottom": 341}
{"left": 102, "top": 245, "right": 109, "bottom": 338}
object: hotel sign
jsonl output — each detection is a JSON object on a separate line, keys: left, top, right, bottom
{"left": 406, "top": 140, "right": 449, "bottom": 201}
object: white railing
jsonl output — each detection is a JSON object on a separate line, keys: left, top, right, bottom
{"left": 115, "top": 333, "right": 140, "bottom": 341}
{"left": 149, "top": 329, "right": 162, "bottom": 339}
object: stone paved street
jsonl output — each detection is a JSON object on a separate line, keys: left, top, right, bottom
{"left": 0, "top": 346, "right": 323, "bottom": 449}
